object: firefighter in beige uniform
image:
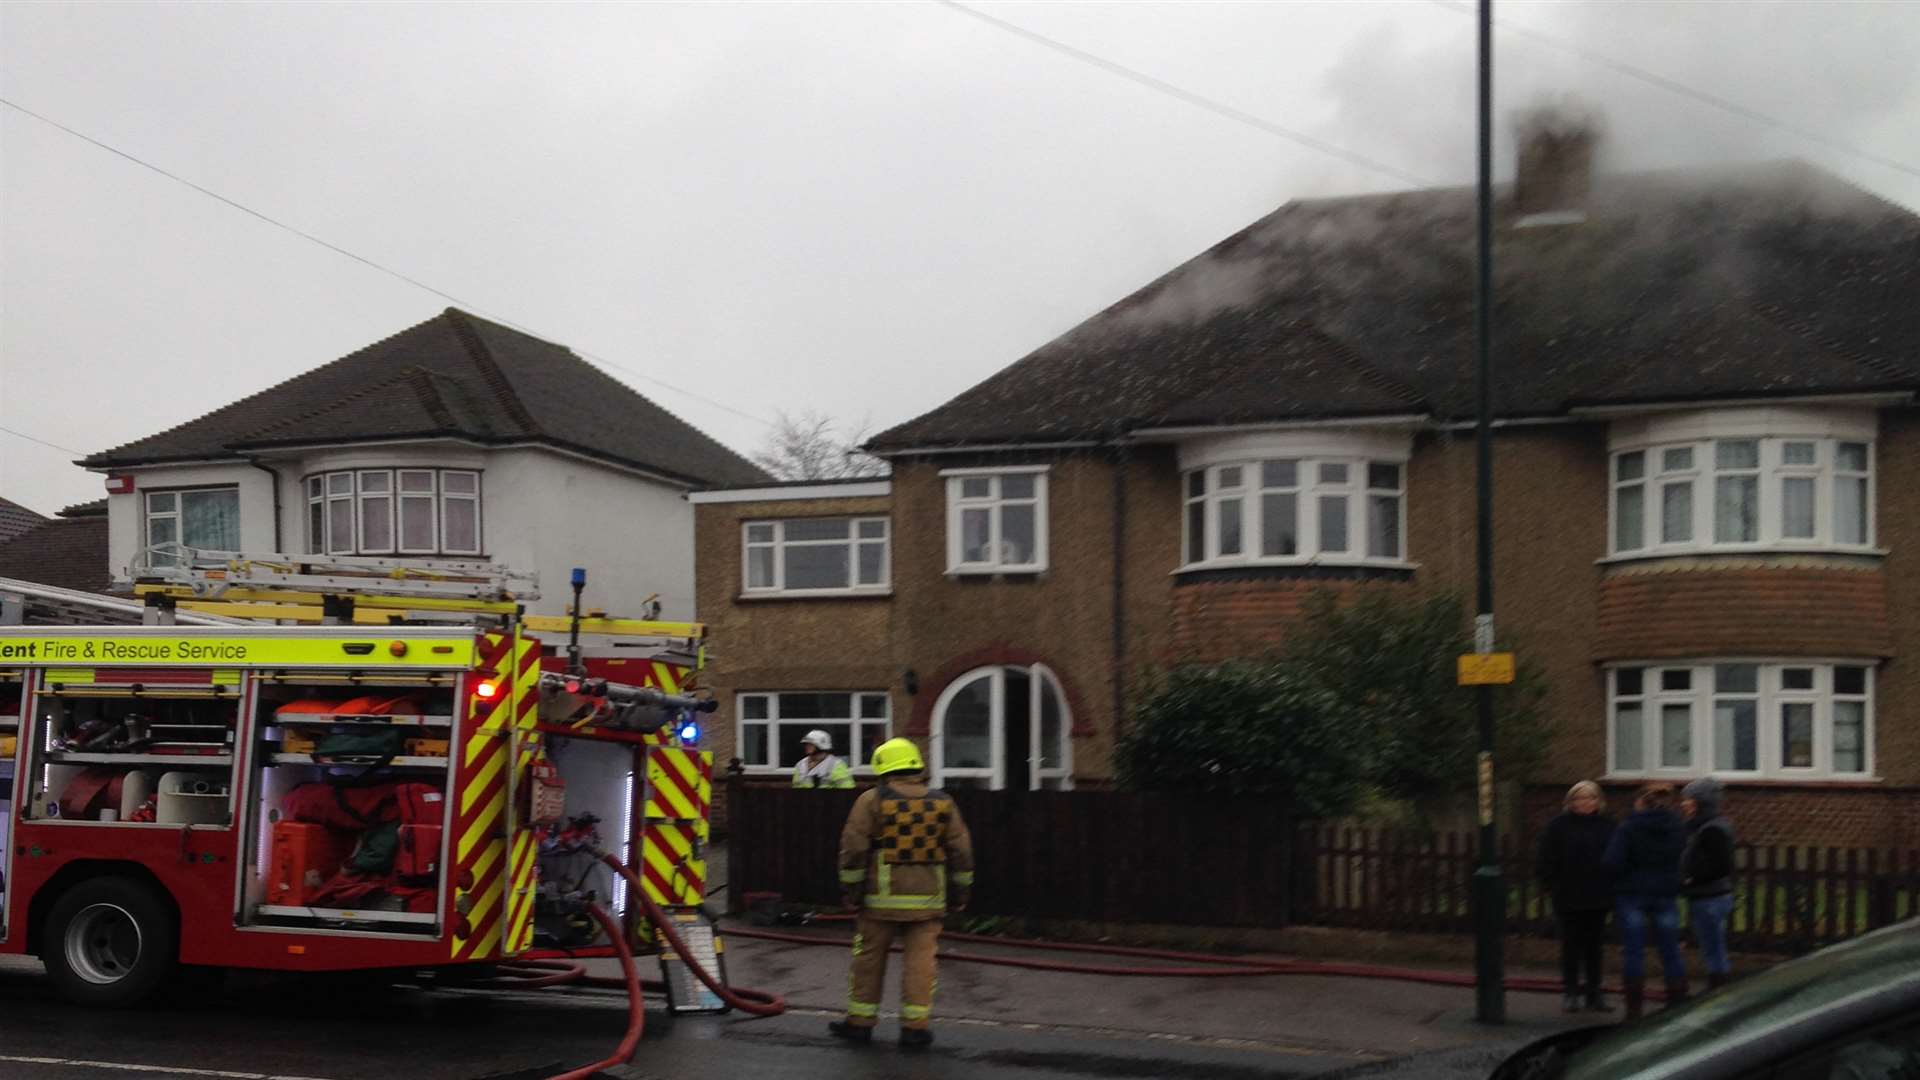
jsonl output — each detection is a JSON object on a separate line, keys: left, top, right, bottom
{"left": 827, "top": 737, "right": 974, "bottom": 1049}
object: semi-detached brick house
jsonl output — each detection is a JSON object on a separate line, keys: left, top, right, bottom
{"left": 694, "top": 130, "right": 1920, "bottom": 846}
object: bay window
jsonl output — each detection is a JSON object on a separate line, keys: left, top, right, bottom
{"left": 1610, "top": 422, "right": 1876, "bottom": 556}
{"left": 1609, "top": 660, "right": 1873, "bottom": 780}
{"left": 742, "top": 517, "right": 890, "bottom": 594}
{"left": 307, "top": 469, "right": 481, "bottom": 557}
{"left": 1183, "top": 455, "right": 1404, "bottom": 568}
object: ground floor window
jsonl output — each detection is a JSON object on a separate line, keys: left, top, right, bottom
{"left": 1608, "top": 660, "right": 1873, "bottom": 780}
{"left": 931, "top": 664, "right": 1072, "bottom": 791}
{"left": 735, "top": 691, "right": 890, "bottom": 774}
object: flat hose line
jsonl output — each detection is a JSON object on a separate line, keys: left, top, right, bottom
{"left": 724, "top": 921, "right": 1670, "bottom": 999}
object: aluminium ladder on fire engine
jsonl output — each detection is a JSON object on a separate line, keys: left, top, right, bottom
{"left": 125, "top": 546, "right": 542, "bottom": 626}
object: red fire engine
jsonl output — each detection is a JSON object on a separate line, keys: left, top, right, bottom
{"left": 0, "top": 551, "right": 729, "bottom": 1014}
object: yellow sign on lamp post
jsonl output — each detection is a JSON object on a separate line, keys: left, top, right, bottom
{"left": 1457, "top": 652, "right": 1516, "bottom": 686}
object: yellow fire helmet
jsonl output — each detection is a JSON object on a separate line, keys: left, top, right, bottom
{"left": 870, "top": 737, "right": 926, "bottom": 776}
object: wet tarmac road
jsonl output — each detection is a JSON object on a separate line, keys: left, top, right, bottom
{"left": 0, "top": 958, "right": 1392, "bottom": 1080}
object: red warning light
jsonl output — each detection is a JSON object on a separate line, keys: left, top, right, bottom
{"left": 475, "top": 679, "right": 500, "bottom": 700}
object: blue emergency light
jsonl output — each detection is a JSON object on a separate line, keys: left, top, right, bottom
{"left": 677, "top": 718, "right": 701, "bottom": 744}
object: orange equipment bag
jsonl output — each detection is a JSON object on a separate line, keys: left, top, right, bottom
{"left": 268, "top": 821, "right": 358, "bottom": 905}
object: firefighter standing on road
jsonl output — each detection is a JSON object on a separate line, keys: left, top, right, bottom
{"left": 791, "top": 729, "right": 854, "bottom": 789}
{"left": 827, "top": 737, "right": 974, "bottom": 1049}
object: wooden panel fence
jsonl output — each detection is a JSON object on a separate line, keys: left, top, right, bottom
{"left": 725, "top": 781, "right": 1295, "bottom": 928}
{"left": 725, "top": 780, "right": 1920, "bottom": 955}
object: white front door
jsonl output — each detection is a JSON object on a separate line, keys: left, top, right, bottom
{"left": 929, "top": 664, "right": 1072, "bottom": 791}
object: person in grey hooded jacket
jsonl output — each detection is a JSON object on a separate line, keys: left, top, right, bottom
{"left": 1681, "top": 776, "right": 1736, "bottom": 991}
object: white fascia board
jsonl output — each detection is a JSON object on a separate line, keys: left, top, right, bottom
{"left": 867, "top": 440, "right": 1102, "bottom": 458}
{"left": 1569, "top": 392, "right": 1915, "bottom": 418}
{"left": 259, "top": 438, "right": 699, "bottom": 490}
{"left": 689, "top": 481, "right": 892, "bottom": 505}
{"left": 937, "top": 464, "right": 1050, "bottom": 478}
{"left": 1129, "top": 415, "right": 1430, "bottom": 440}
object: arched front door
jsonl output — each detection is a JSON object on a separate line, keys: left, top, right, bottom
{"left": 930, "top": 665, "right": 1073, "bottom": 791}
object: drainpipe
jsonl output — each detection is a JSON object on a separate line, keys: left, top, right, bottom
{"left": 248, "top": 458, "right": 284, "bottom": 552}
{"left": 1109, "top": 431, "right": 1130, "bottom": 737}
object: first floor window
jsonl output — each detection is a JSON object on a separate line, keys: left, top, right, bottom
{"left": 1183, "top": 455, "right": 1403, "bottom": 568}
{"left": 945, "top": 469, "right": 1048, "bottom": 573}
{"left": 742, "top": 517, "right": 889, "bottom": 593}
{"left": 1609, "top": 660, "right": 1873, "bottom": 780}
{"left": 1612, "top": 435, "right": 1875, "bottom": 555}
{"left": 735, "top": 692, "right": 891, "bottom": 772}
{"left": 145, "top": 487, "right": 241, "bottom": 563}
{"left": 306, "top": 469, "right": 480, "bottom": 557}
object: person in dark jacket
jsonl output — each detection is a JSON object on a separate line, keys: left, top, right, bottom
{"left": 1681, "top": 776, "right": 1736, "bottom": 992}
{"left": 1536, "top": 780, "right": 1617, "bottom": 1013}
{"left": 1602, "top": 783, "right": 1688, "bottom": 1020}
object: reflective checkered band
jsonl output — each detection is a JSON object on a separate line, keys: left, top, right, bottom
{"left": 875, "top": 798, "right": 949, "bottom": 865}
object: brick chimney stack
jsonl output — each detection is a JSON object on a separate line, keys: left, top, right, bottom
{"left": 1513, "top": 105, "right": 1601, "bottom": 225}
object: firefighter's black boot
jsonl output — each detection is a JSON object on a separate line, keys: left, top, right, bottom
{"left": 899, "top": 1027, "right": 934, "bottom": 1050}
{"left": 1707, "top": 971, "right": 1730, "bottom": 992}
{"left": 827, "top": 1020, "right": 873, "bottom": 1044}
{"left": 1622, "top": 977, "right": 1644, "bottom": 1021}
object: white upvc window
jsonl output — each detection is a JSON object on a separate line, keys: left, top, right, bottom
{"left": 1181, "top": 456, "right": 1405, "bottom": 569}
{"left": 306, "top": 469, "right": 481, "bottom": 557}
{"left": 145, "top": 487, "right": 241, "bottom": 563}
{"left": 1610, "top": 436, "right": 1876, "bottom": 556}
{"left": 944, "top": 467, "right": 1048, "bottom": 574}
{"left": 1608, "top": 660, "right": 1874, "bottom": 780}
{"left": 735, "top": 691, "right": 892, "bottom": 773}
{"left": 742, "top": 517, "right": 889, "bottom": 594}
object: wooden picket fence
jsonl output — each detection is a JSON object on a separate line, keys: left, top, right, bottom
{"left": 725, "top": 780, "right": 1920, "bottom": 954}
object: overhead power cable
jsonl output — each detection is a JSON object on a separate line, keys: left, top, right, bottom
{"left": 934, "top": 0, "right": 1438, "bottom": 188}
{"left": 0, "top": 423, "right": 87, "bottom": 458}
{"left": 1424, "top": 0, "right": 1920, "bottom": 182}
{"left": 0, "top": 97, "right": 773, "bottom": 429}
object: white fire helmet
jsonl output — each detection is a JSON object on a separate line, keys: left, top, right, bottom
{"left": 802, "top": 729, "right": 833, "bottom": 753}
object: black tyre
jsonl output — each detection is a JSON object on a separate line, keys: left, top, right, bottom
{"left": 42, "top": 876, "right": 178, "bottom": 1007}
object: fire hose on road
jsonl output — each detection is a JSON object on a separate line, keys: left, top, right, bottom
{"left": 483, "top": 854, "right": 788, "bottom": 1080}
{"left": 725, "top": 915, "right": 1669, "bottom": 999}
{"left": 492, "top": 874, "right": 1658, "bottom": 1077}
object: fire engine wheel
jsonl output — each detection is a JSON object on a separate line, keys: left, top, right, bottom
{"left": 43, "top": 877, "right": 178, "bottom": 1007}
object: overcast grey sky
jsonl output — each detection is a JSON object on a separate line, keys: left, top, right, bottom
{"left": 3, "top": 1, "right": 1916, "bottom": 516}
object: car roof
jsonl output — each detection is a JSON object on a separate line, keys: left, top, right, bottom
{"left": 1561, "top": 920, "right": 1920, "bottom": 1080}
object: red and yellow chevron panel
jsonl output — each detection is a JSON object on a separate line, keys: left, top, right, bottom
{"left": 641, "top": 746, "right": 711, "bottom": 908}
{"left": 451, "top": 631, "right": 514, "bottom": 961}
{"left": 501, "top": 632, "right": 543, "bottom": 955}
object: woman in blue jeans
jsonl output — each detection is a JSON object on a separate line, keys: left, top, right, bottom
{"left": 1603, "top": 783, "right": 1688, "bottom": 1019}
{"left": 1681, "top": 776, "right": 1736, "bottom": 992}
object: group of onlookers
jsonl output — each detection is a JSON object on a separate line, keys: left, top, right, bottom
{"left": 1536, "top": 777, "right": 1736, "bottom": 1020}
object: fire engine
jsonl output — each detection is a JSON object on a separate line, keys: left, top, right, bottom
{"left": 0, "top": 549, "right": 732, "bottom": 1013}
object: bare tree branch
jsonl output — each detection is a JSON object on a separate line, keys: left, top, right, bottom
{"left": 750, "top": 409, "right": 889, "bottom": 481}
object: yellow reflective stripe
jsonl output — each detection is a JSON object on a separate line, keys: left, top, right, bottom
{"left": 863, "top": 894, "right": 945, "bottom": 910}
{"left": 901, "top": 1004, "right": 930, "bottom": 1021}
{"left": 847, "top": 1000, "right": 879, "bottom": 1018}
{"left": 950, "top": 871, "right": 975, "bottom": 886}
{"left": 838, "top": 869, "right": 867, "bottom": 883}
